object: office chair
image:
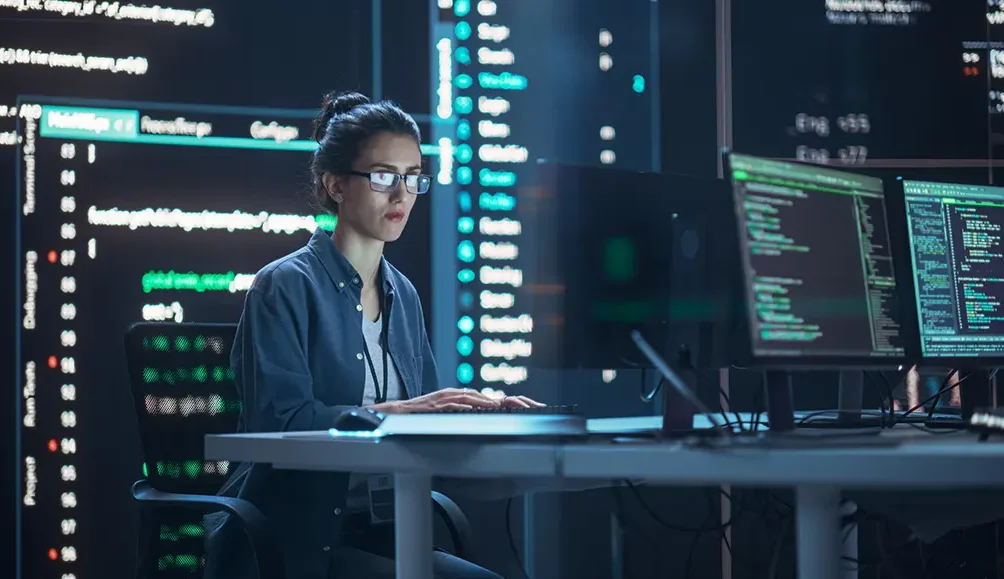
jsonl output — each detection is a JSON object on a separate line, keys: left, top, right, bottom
{"left": 124, "top": 322, "right": 474, "bottom": 579}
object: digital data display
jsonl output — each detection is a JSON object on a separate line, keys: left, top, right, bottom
{"left": 15, "top": 97, "right": 435, "bottom": 578}
{"left": 433, "top": 0, "right": 659, "bottom": 390}
{"left": 903, "top": 179, "right": 1004, "bottom": 358}
{"left": 731, "top": 1, "right": 998, "bottom": 168}
{"left": 728, "top": 153, "right": 907, "bottom": 362}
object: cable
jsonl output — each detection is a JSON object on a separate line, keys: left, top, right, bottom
{"left": 894, "top": 369, "right": 992, "bottom": 425}
{"left": 639, "top": 372, "right": 662, "bottom": 403}
{"left": 766, "top": 517, "right": 792, "bottom": 579}
{"left": 681, "top": 515, "right": 710, "bottom": 579}
{"left": 926, "top": 370, "right": 958, "bottom": 420}
{"left": 862, "top": 371, "right": 890, "bottom": 427}
{"left": 717, "top": 385, "right": 745, "bottom": 433}
{"left": 637, "top": 368, "right": 740, "bottom": 433}
{"left": 503, "top": 497, "right": 530, "bottom": 579}
{"left": 925, "top": 370, "right": 960, "bottom": 421}
{"left": 876, "top": 370, "right": 899, "bottom": 425}
{"left": 623, "top": 481, "right": 732, "bottom": 532}
{"left": 618, "top": 481, "right": 793, "bottom": 577}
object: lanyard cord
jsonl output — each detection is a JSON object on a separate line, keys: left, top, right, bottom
{"left": 361, "top": 287, "right": 391, "bottom": 403}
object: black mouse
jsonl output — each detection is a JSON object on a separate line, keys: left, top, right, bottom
{"left": 333, "top": 407, "right": 385, "bottom": 431}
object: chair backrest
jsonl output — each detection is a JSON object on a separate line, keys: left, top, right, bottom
{"left": 124, "top": 322, "right": 240, "bottom": 496}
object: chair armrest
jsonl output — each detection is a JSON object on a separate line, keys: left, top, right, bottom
{"left": 431, "top": 491, "right": 474, "bottom": 560}
{"left": 131, "top": 480, "right": 283, "bottom": 579}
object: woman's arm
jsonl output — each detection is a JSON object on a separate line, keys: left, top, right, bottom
{"left": 417, "top": 299, "right": 442, "bottom": 396}
{"left": 234, "top": 286, "right": 352, "bottom": 432}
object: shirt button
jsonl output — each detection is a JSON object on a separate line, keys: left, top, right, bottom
{"left": 323, "top": 545, "right": 330, "bottom": 552}
{"left": 356, "top": 353, "right": 363, "bottom": 360}
{"left": 356, "top": 304, "right": 363, "bottom": 312}
{"left": 334, "top": 508, "right": 342, "bottom": 515}
{"left": 353, "top": 277, "right": 360, "bottom": 284}
{"left": 338, "top": 282, "right": 345, "bottom": 288}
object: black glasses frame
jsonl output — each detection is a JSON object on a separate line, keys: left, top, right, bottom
{"left": 348, "top": 170, "right": 432, "bottom": 194}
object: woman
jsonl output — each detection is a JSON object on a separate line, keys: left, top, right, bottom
{"left": 204, "top": 91, "right": 539, "bottom": 579}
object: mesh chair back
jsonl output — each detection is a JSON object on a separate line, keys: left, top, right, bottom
{"left": 124, "top": 322, "right": 240, "bottom": 496}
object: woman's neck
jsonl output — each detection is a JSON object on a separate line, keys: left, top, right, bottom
{"left": 332, "top": 223, "right": 385, "bottom": 288}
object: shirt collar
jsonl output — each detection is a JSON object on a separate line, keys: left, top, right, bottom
{"left": 307, "top": 227, "right": 396, "bottom": 295}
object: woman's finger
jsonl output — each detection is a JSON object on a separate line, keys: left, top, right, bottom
{"left": 521, "top": 396, "right": 547, "bottom": 407}
{"left": 438, "top": 403, "right": 474, "bottom": 411}
{"left": 459, "top": 393, "right": 500, "bottom": 407}
{"left": 503, "top": 396, "right": 532, "bottom": 408}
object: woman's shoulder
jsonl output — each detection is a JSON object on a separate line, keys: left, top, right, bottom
{"left": 249, "top": 245, "right": 319, "bottom": 296}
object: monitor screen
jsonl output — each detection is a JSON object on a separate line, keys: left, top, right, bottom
{"left": 518, "top": 163, "right": 737, "bottom": 370}
{"left": 727, "top": 153, "right": 907, "bottom": 363}
{"left": 902, "top": 179, "right": 1004, "bottom": 359}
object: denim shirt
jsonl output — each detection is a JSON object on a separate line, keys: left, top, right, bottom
{"left": 204, "top": 228, "right": 440, "bottom": 579}
{"left": 234, "top": 227, "right": 439, "bottom": 431}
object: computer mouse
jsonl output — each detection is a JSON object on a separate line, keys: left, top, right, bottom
{"left": 333, "top": 407, "right": 385, "bottom": 431}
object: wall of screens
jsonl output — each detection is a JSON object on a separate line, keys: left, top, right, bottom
{"left": 430, "top": 0, "right": 660, "bottom": 393}
{"left": 731, "top": 1, "right": 997, "bottom": 171}
{"left": 2, "top": 3, "right": 434, "bottom": 578}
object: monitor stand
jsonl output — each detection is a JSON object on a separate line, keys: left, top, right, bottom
{"left": 959, "top": 369, "right": 994, "bottom": 421}
{"left": 764, "top": 370, "right": 795, "bottom": 433}
{"left": 661, "top": 381, "right": 698, "bottom": 435}
{"left": 796, "top": 370, "right": 885, "bottom": 429}
{"left": 836, "top": 370, "right": 864, "bottom": 425}
{"left": 657, "top": 344, "right": 705, "bottom": 438}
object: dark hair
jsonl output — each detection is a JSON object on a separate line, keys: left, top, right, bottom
{"left": 310, "top": 90, "right": 421, "bottom": 214}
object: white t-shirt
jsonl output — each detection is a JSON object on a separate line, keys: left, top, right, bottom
{"left": 346, "top": 314, "right": 405, "bottom": 509}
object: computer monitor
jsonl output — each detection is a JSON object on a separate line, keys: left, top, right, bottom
{"left": 723, "top": 152, "right": 912, "bottom": 369}
{"left": 518, "top": 162, "right": 740, "bottom": 371}
{"left": 896, "top": 179, "right": 1004, "bottom": 365}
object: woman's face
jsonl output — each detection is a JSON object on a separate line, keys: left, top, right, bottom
{"left": 325, "top": 132, "right": 422, "bottom": 242}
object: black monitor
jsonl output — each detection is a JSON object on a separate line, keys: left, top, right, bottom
{"left": 723, "top": 152, "right": 912, "bottom": 369}
{"left": 896, "top": 178, "right": 1004, "bottom": 366}
{"left": 517, "top": 162, "right": 740, "bottom": 371}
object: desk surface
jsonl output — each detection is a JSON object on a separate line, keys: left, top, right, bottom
{"left": 205, "top": 428, "right": 1004, "bottom": 490}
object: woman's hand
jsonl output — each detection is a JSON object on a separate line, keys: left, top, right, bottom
{"left": 373, "top": 388, "right": 503, "bottom": 414}
{"left": 498, "top": 392, "right": 547, "bottom": 409}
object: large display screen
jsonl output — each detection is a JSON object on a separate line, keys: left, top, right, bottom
{"left": 15, "top": 97, "right": 435, "bottom": 578}
{"left": 433, "top": 0, "right": 660, "bottom": 390}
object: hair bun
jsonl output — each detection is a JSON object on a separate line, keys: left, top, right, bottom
{"left": 313, "top": 91, "right": 371, "bottom": 142}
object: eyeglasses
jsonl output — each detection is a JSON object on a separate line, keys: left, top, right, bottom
{"left": 349, "top": 171, "right": 432, "bottom": 195}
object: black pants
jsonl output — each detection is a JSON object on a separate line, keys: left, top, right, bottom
{"left": 330, "top": 513, "right": 502, "bottom": 579}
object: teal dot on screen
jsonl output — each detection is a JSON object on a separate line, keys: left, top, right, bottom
{"left": 455, "top": 144, "right": 473, "bottom": 163}
{"left": 457, "top": 191, "right": 471, "bottom": 212}
{"left": 457, "top": 240, "right": 476, "bottom": 263}
{"left": 459, "top": 291, "right": 474, "bottom": 309}
{"left": 457, "top": 166, "right": 473, "bottom": 185}
{"left": 454, "top": 47, "right": 471, "bottom": 65}
{"left": 453, "top": 0, "right": 470, "bottom": 17}
{"left": 455, "top": 74, "right": 473, "bottom": 89}
{"left": 458, "top": 269, "right": 475, "bottom": 284}
{"left": 455, "top": 21, "right": 471, "bottom": 41}
{"left": 457, "top": 216, "right": 474, "bottom": 234}
{"left": 457, "top": 363, "right": 475, "bottom": 384}
{"left": 457, "top": 316, "right": 475, "bottom": 333}
{"left": 457, "top": 120, "right": 471, "bottom": 141}
{"left": 457, "top": 336, "right": 474, "bottom": 356}
{"left": 454, "top": 96, "right": 473, "bottom": 114}
{"left": 632, "top": 75, "right": 646, "bottom": 93}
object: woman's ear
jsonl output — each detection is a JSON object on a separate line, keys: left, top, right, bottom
{"left": 322, "top": 173, "right": 343, "bottom": 203}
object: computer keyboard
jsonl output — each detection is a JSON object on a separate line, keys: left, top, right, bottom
{"left": 969, "top": 407, "right": 1004, "bottom": 434}
{"left": 430, "top": 405, "right": 580, "bottom": 415}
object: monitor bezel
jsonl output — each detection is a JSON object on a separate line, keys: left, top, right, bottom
{"left": 888, "top": 176, "right": 1004, "bottom": 370}
{"left": 721, "top": 149, "right": 916, "bottom": 370}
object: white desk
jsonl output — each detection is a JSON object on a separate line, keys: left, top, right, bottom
{"left": 205, "top": 430, "right": 1004, "bottom": 579}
